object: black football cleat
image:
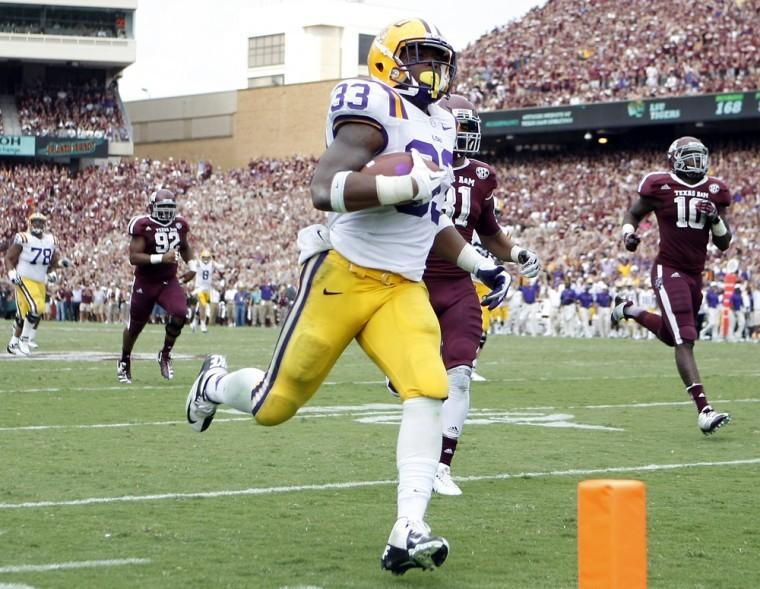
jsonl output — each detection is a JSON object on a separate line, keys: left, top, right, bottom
{"left": 381, "top": 521, "right": 449, "bottom": 575}
{"left": 158, "top": 350, "right": 174, "bottom": 380}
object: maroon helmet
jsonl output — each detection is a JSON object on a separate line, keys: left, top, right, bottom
{"left": 148, "top": 189, "right": 177, "bottom": 223}
{"left": 667, "top": 136, "right": 708, "bottom": 180}
{"left": 443, "top": 94, "right": 481, "bottom": 156}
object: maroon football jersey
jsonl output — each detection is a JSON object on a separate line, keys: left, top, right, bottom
{"left": 424, "top": 158, "right": 501, "bottom": 280}
{"left": 128, "top": 214, "right": 191, "bottom": 282}
{"left": 638, "top": 172, "right": 731, "bottom": 275}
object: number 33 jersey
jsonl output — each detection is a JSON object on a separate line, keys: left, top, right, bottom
{"left": 637, "top": 171, "right": 730, "bottom": 275}
{"left": 324, "top": 78, "right": 457, "bottom": 282}
{"left": 14, "top": 231, "right": 57, "bottom": 283}
{"left": 128, "top": 214, "right": 191, "bottom": 281}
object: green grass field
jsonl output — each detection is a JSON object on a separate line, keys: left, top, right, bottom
{"left": 1, "top": 322, "right": 758, "bottom": 588}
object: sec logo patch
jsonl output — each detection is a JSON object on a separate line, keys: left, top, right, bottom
{"left": 476, "top": 167, "right": 490, "bottom": 180}
{"left": 708, "top": 183, "right": 720, "bottom": 194}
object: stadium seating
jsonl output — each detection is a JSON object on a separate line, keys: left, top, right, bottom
{"left": 455, "top": 0, "right": 760, "bottom": 109}
{"left": 16, "top": 82, "right": 129, "bottom": 141}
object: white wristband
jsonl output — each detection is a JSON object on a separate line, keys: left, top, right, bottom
{"left": 457, "top": 244, "right": 486, "bottom": 274}
{"left": 329, "top": 171, "right": 351, "bottom": 213}
{"left": 622, "top": 223, "right": 635, "bottom": 237}
{"left": 510, "top": 245, "right": 523, "bottom": 263}
{"left": 711, "top": 218, "right": 728, "bottom": 237}
{"left": 150, "top": 254, "right": 163, "bottom": 264}
{"left": 376, "top": 174, "right": 415, "bottom": 206}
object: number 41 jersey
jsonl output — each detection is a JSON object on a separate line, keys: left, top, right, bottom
{"left": 325, "top": 78, "right": 457, "bottom": 282}
{"left": 638, "top": 172, "right": 730, "bottom": 275}
{"left": 128, "top": 214, "right": 191, "bottom": 282}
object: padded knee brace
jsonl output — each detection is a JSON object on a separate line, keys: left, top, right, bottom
{"left": 166, "top": 315, "right": 186, "bottom": 338}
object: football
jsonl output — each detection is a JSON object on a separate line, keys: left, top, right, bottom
{"left": 362, "top": 152, "right": 440, "bottom": 176}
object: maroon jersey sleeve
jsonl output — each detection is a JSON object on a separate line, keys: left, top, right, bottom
{"left": 707, "top": 177, "right": 731, "bottom": 208}
{"left": 424, "top": 159, "right": 501, "bottom": 281}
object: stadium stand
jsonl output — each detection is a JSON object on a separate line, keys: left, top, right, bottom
{"left": 455, "top": 0, "right": 760, "bottom": 109}
{"left": 16, "top": 82, "right": 129, "bottom": 141}
{"left": 0, "top": 144, "right": 757, "bottom": 336}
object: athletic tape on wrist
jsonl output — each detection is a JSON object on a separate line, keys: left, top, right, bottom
{"left": 457, "top": 244, "right": 485, "bottom": 275}
{"left": 510, "top": 245, "right": 523, "bottom": 263}
{"left": 150, "top": 254, "right": 163, "bottom": 264}
{"left": 376, "top": 174, "right": 415, "bottom": 206}
{"left": 329, "top": 171, "right": 351, "bottom": 213}
{"left": 622, "top": 223, "right": 635, "bottom": 238}
{"left": 711, "top": 218, "right": 728, "bottom": 237}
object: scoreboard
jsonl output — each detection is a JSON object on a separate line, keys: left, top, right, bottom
{"left": 481, "top": 91, "right": 760, "bottom": 136}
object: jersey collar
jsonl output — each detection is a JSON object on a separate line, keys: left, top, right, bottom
{"left": 669, "top": 172, "right": 709, "bottom": 188}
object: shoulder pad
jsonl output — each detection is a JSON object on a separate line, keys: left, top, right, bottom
{"left": 327, "top": 79, "right": 406, "bottom": 140}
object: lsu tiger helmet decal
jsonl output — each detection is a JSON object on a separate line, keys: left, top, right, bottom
{"left": 367, "top": 18, "right": 456, "bottom": 109}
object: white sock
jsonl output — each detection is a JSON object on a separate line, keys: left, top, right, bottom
{"left": 623, "top": 303, "right": 644, "bottom": 318}
{"left": 396, "top": 397, "right": 442, "bottom": 524}
{"left": 21, "top": 320, "right": 35, "bottom": 340}
{"left": 207, "top": 368, "right": 265, "bottom": 413}
{"left": 9, "top": 334, "right": 19, "bottom": 345}
{"left": 441, "top": 365, "right": 471, "bottom": 439}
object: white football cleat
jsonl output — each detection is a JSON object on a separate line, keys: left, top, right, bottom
{"left": 7, "top": 341, "right": 29, "bottom": 356}
{"left": 698, "top": 406, "right": 731, "bottom": 435}
{"left": 18, "top": 338, "right": 31, "bottom": 355}
{"left": 201, "top": 323, "right": 208, "bottom": 333}
{"left": 381, "top": 518, "right": 449, "bottom": 575}
{"left": 433, "top": 463, "right": 462, "bottom": 496}
{"left": 470, "top": 371, "right": 486, "bottom": 382}
{"left": 186, "top": 354, "right": 228, "bottom": 432}
{"left": 27, "top": 340, "right": 39, "bottom": 349}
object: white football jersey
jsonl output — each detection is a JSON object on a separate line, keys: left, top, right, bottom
{"left": 14, "top": 231, "right": 57, "bottom": 283}
{"left": 194, "top": 260, "right": 218, "bottom": 290}
{"left": 324, "top": 78, "right": 456, "bottom": 281}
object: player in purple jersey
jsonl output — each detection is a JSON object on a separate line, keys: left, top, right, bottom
{"left": 612, "top": 137, "right": 732, "bottom": 435}
{"left": 117, "top": 189, "right": 196, "bottom": 384}
{"left": 422, "top": 95, "right": 540, "bottom": 495}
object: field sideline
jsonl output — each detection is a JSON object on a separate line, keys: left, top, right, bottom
{"left": 1, "top": 322, "right": 758, "bottom": 588}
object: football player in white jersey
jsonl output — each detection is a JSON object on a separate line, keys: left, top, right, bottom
{"left": 5, "top": 213, "right": 71, "bottom": 355}
{"left": 185, "top": 19, "right": 512, "bottom": 575}
{"left": 190, "top": 250, "right": 223, "bottom": 333}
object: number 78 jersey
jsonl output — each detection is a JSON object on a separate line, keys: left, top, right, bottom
{"left": 325, "top": 78, "right": 457, "bottom": 282}
{"left": 14, "top": 231, "right": 57, "bottom": 283}
{"left": 128, "top": 214, "right": 191, "bottom": 281}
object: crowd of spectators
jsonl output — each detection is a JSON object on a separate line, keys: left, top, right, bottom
{"left": 16, "top": 81, "right": 129, "bottom": 141}
{"left": 0, "top": 143, "right": 758, "bottom": 336}
{"left": 455, "top": 0, "right": 759, "bottom": 110}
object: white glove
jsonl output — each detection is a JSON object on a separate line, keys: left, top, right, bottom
{"left": 8, "top": 269, "right": 20, "bottom": 285}
{"left": 517, "top": 249, "right": 541, "bottom": 278}
{"left": 408, "top": 148, "right": 450, "bottom": 204}
{"left": 59, "top": 257, "right": 73, "bottom": 268}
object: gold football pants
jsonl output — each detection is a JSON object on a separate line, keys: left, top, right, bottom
{"left": 15, "top": 277, "right": 46, "bottom": 318}
{"left": 252, "top": 250, "right": 448, "bottom": 425}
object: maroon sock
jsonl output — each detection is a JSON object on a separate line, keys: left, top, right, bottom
{"left": 120, "top": 351, "right": 130, "bottom": 363}
{"left": 440, "top": 436, "right": 458, "bottom": 466}
{"left": 633, "top": 310, "right": 663, "bottom": 336}
{"left": 687, "top": 383, "right": 710, "bottom": 413}
{"left": 161, "top": 342, "right": 173, "bottom": 356}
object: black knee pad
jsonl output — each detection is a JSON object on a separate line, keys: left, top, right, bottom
{"left": 26, "top": 312, "right": 41, "bottom": 328}
{"left": 166, "top": 315, "right": 186, "bottom": 338}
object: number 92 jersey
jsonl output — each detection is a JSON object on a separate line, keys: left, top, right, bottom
{"left": 128, "top": 214, "right": 190, "bottom": 281}
{"left": 14, "top": 231, "right": 57, "bottom": 283}
{"left": 325, "top": 78, "right": 457, "bottom": 282}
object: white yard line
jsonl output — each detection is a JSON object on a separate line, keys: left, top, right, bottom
{"left": 0, "top": 558, "right": 150, "bottom": 574}
{"left": 0, "top": 458, "right": 757, "bottom": 510}
{"left": 0, "top": 385, "right": 184, "bottom": 394}
{"left": 0, "top": 398, "right": 758, "bottom": 433}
